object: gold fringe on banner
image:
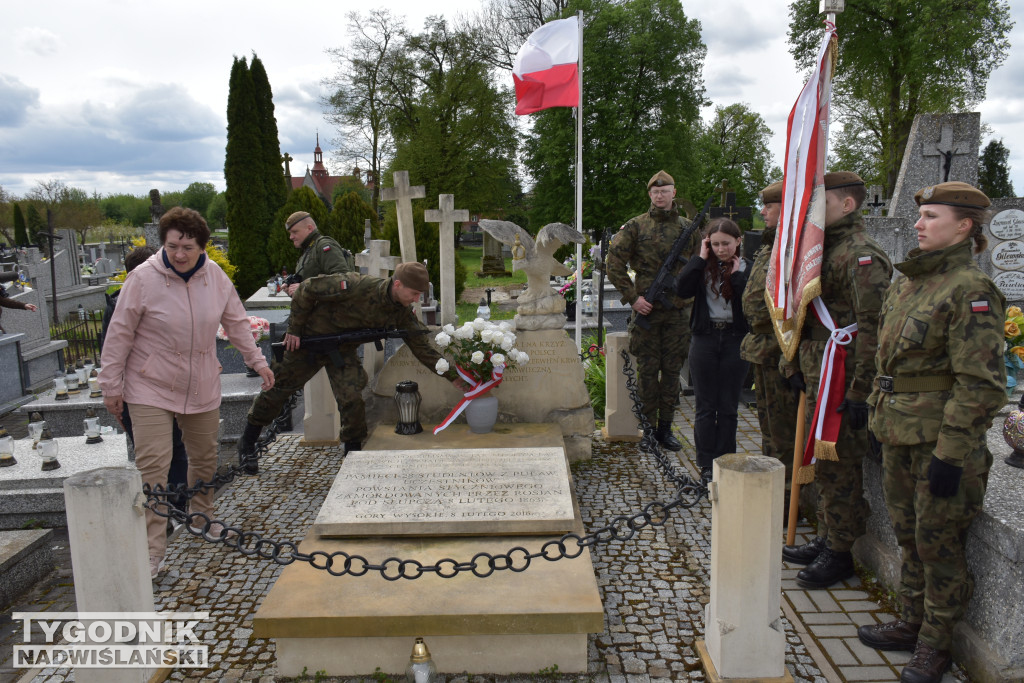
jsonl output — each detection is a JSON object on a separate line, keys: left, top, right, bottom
{"left": 814, "top": 440, "right": 839, "bottom": 461}
{"left": 796, "top": 465, "right": 816, "bottom": 485}
{"left": 765, "top": 277, "right": 822, "bottom": 362}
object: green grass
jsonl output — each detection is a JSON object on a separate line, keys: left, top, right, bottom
{"left": 455, "top": 302, "right": 515, "bottom": 324}
{"left": 459, "top": 246, "right": 527, "bottom": 288}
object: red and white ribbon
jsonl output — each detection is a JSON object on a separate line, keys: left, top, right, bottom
{"left": 433, "top": 359, "right": 505, "bottom": 434}
{"left": 802, "top": 296, "right": 857, "bottom": 467}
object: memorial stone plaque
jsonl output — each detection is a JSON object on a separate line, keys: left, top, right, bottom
{"left": 314, "top": 447, "right": 575, "bottom": 537}
{"left": 994, "top": 272, "right": 1024, "bottom": 300}
{"left": 990, "top": 209, "right": 1024, "bottom": 241}
{"left": 991, "top": 240, "right": 1024, "bottom": 271}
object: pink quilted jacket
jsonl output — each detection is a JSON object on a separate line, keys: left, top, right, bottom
{"left": 98, "top": 250, "right": 268, "bottom": 414}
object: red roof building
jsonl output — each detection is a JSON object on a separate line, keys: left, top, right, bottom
{"left": 284, "top": 134, "right": 375, "bottom": 209}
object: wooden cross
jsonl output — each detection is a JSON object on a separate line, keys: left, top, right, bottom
{"left": 709, "top": 192, "right": 753, "bottom": 224}
{"left": 425, "top": 194, "right": 469, "bottom": 326}
{"left": 355, "top": 239, "right": 399, "bottom": 279}
{"left": 380, "top": 170, "right": 425, "bottom": 263}
{"left": 281, "top": 152, "right": 293, "bottom": 177}
{"left": 923, "top": 125, "right": 967, "bottom": 183}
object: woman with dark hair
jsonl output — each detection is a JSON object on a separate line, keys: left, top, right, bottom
{"left": 99, "top": 207, "right": 274, "bottom": 579}
{"left": 676, "top": 218, "right": 751, "bottom": 482}
{"left": 859, "top": 182, "right": 1005, "bottom": 683}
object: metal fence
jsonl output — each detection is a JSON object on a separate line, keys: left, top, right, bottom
{"left": 51, "top": 316, "right": 103, "bottom": 367}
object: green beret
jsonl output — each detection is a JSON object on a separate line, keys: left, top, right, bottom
{"left": 823, "top": 172, "right": 864, "bottom": 190}
{"left": 647, "top": 170, "right": 675, "bottom": 189}
{"left": 286, "top": 211, "right": 312, "bottom": 229}
{"left": 761, "top": 181, "right": 783, "bottom": 204}
{"left": 914, "top": 182, "right": 990, "bottom": 209}
{"left": 394, "top": 262, "right": 430, "bottom": 292}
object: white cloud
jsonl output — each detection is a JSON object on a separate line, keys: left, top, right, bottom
{"left": 15, "top": 27, "right": 62, "bottom": 57}
{"left": 0, "top": 74, "right": 40, "bottom": 127}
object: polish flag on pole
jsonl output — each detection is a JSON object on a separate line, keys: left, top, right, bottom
{"left": 512, "top": 16, "right": 580, "bottom": 115}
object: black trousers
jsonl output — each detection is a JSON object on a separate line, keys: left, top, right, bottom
{"left": 689, "top": 328, "right": 749, "bottom": 468}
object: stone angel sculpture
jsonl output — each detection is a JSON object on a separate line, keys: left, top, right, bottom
{"left": 479, "top": 219, "right": 585, "bottom": 330}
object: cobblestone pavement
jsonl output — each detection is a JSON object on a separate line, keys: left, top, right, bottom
{"left": 1, "top": 394, "right": 959, "bottom": 683}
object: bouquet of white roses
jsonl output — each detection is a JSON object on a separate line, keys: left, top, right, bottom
{"left": 433, "top": 318, "right": 529, "bottom": 384}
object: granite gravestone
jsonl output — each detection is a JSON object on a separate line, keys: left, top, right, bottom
{"left": 479, "top": 232, "right": 508, "bottom": 277}
{"left": 986, "top": 200, "right": 1024, "bottom": 304}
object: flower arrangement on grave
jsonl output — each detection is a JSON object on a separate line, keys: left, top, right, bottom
{"left": 557, "top": 246, "right": 598, "bottom": 304}
{"left": 1005, "top": 305, "right": 1024, "bottom": 394}
{"left": 431, "top": 318, "right": 530, "bottom": 434}
{"left": 217, "top": 316, "right": 271, "bottom": 344}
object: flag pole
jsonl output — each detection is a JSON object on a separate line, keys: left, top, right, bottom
{"left": 574, "top": 9, "right": 583, "bottom": 349}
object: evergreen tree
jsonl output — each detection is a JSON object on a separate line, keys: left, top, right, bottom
{"left": 225, "top": 56, "right": 270, "bottom": 296}
{"left": 250, "top": 55, "right": 289, "bottom": 225}
{"left": 326, "top": 190, "right": 380, "bottom": 255}
{"left": 13, "top": 204, "right": 29, "bottom": 247}
{"left": 25, "top": 204, "right": 45, "bottom": 245}
{"left": 266, "top": 187, "right": 331, "bottom": 275}
{"left": 978, "top": 139, "right": 1015, "bottom": 199}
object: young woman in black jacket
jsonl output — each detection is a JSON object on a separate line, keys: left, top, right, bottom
{"left": 676, "top": 218, "right": 751, "bottom": 481}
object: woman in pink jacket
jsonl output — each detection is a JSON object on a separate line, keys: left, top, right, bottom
{"left": 99, "top": 207, "right": 274, "bottom": 578}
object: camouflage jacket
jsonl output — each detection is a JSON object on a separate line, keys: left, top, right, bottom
{"left": 868, "top": 240, "right": 1006, "bottom": 466}
{"left": 740, "top": 226, "right": 780, "bottom": 364}
{"left": 605, "top": 202, "right": 699, "bottom": 310}
{"left": 287, "top": 273, "right": 454, "bottom": 378}
{"left": 782, "top": 212, "right": 892, "bottom": 401}
{"left": 295, "top": 230, "right": 354, "bottom": 281}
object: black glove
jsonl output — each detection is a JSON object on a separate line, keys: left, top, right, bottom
{"left": 786, "top": 372, "right": 806, "bottom": 402}
{"left": 867, "top": 431, "right": 883, "bottom": 461}
{"left": 927, "top": 456, "right": 962, "bottom": 497}
{"left": 837, "top": 399, "right": 869, "bottom": 430}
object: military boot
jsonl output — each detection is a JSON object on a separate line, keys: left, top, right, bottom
{"left": 656, "top": 420, "right": 682, "bottom": 452}
{"left": 343, "top": 440, "right": 362, "bottom": 455}
{"left": 900, "top": 642, "right": 951, "bottom": 683}
{"left": 857, "top": 619, "right": 921, "bottom": 652}
{"left": 796, "top": 547, "right": 854, "bottom": 589}
{"left": 237, "top": 422, "right": 263, "bottom": 475}
{"left": 782, "top": 535, "right": 825, "bottom": 565}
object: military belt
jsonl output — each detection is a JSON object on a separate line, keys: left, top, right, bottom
{"left": 749, "top": 322, "right": 774, "bottom": 334}
{"left": 875, "top": 375, "right": 955, "bottom": 393}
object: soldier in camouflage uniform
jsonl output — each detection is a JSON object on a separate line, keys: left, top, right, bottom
{"left": 237, "top": 263, "right": 464, "bottom": 465}
{"left": 606, "top": 170, "right": 700, "bottom": 451}
{"left": 740, "top": 181, "right": 797, "bottom": 482}
{"left": 284, "top": 211, "right": 354, "bottom": 297}
{"left": 858, "top": 183, "right": 1004, "bottom": 683}
{"left": 780, "top": 172, "right": 893, "bottom": 589}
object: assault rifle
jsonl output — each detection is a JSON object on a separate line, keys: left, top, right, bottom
{"left": 634, "top": 194, "right": 714, "bottom": 331}
{"left": 271, "top": 327, "right": 429, "bottom": 364}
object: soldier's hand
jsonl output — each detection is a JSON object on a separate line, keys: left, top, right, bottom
{"left": 453, "top": 378, "right": 472, "bottom": 392}
{"left": 837, "top": 399, "right": 869, "bottom": 430}
{"left": 632, "top": 296, "right": 653, "bottom": 315}
{"left": 927, "top": 456, "right": 962, "bottom": 497}
{"left": 787, "top": 372, "right": 806, "bottom": 402}
{"left": 284, "top": 333, "right": 300, "bottom": 351}
{"left": 286, "top": 283, "right": 300, "bottom": 297}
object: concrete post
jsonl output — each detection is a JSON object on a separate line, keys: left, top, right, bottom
{"left": 63, "top": 466, "right": 154, "bottom": 683}
{"left": 701, "top": 453, "right": 789, "bottom": 681}
{"left": 302, "top": 368, "right": 341, "bottom": 446}
{"left": 601, "top": 332, "right": 640, "bottom": 441}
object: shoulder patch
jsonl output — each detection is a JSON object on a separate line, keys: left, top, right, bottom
{"left": 857, "top": 256, "right": 873, "bottom": 266}
{"left": 339, "top": 281, "right": 347, "bottom": 291}
{"left": 322, "top": 245, "right": 331, "bottom": 252}
{"left": 971, "top": 300, "right": 989, "bottom": 313}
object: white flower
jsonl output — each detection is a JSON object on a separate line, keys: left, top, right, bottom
{"left": 471, "top": 350, "right": 485, "bottom": 364}
{"left": 472, "top": 318, "right": 486, "bottom": 331}
{"left": 442, "top": 323, "right": 456, "bottom": 335}
{"left": 454, "top": 324, "right": 474, "bottom": 340}
{"left": 498, "top": 321, "right": 512, "bottom": 332}
{"left": 480, "top": 328, "right": 495, "bottom": 343}
{"left": 435, "top": 358, "right": 450, "bottom": 374}
{"left": 491, "top": 353, "right": 506, "bottom": 366}
{"left": 435, "top": 331, "right": 451, "bottom": 347}
{"left": 500, "top": 336, "right": 514, "bottom": 351}
{"left": 517, "top": 351, "right": 529, "bottom": 365}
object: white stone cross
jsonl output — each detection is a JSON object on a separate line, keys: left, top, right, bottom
{"left": 923, "top": 125, "right": 968, "bottom": 184}
{"left": 424, "top": 194, "right": 469, "bottom": 326}
{"left": 380, "top": 171, "right": 425, "bottom": 264}
{"left": 355, "top": 239, "right": 400, "bottom": 279}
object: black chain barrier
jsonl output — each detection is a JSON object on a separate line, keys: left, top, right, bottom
{"left": 142, "top": 348, "right": 707, "bottom": 580}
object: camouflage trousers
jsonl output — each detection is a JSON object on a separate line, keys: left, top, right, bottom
{"left": 247, "top": 348, "right": 369, "bottom": 442}
{"left": 801, "top": 343, "right": 869, "bottom": 551}
{"left": 752, "top": 357, "right": 797, "bottom": 483}
{"left": 882, "top": 442, "right": 991, "bottom": 650}
{"left": 628, "top": 306, "right": 691, "bottom": 426}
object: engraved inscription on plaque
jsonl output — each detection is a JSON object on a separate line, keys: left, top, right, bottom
{"left": 994, "top": 271, "right": 1024, "bottom": 300}
{"left": 990, "top": 209, "right": 1024, "bottom": 241}
{"left": 314, "top": 447, "right": 575, "bottom": 537}
{"left": 991, "top": 240, "right": 1024, "bottom": 271}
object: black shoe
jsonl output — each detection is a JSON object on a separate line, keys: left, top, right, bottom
{"left": 343, "top": 440, "right": 362, "bottom": 454}
{"left": 237, "top": 422, "right": 263, "bottom": 475}
{"left": 858, "top": 619, "right": 921, "bottom": 652}
{"left": 699, "top": 466, "right": 713, "bottom": 484}
{"left": 796, "top": 547, "right": 855, "bottom": 589}
{"left": 782, "top": 535, "right": 825, "bottom": 565}
{"left": 656, "top": 420, "right": 682, "bottom": 452}
{"left": 900, "top": 642, "right": 951, "bottom": 683}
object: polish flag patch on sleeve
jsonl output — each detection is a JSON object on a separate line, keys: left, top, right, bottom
{"left": 971, "top": 300, "right": 989, "bottom": 312}
{"left": 338, "top": 281, "right": 347, "bottom": 292}
{"left": 857, "top": 256, "right": 873, "bottom": 266}
{"left": 322, "top": 245, "right": 331, "bottom": 252}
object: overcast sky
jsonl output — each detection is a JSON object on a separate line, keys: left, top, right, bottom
{"left": 1, "top": 0, "right": 1021, "bottom": 201}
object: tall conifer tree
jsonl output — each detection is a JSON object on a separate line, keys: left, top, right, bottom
{"left": 225, "top": 56, "right": 270, "bottom": 296}
{"left": 250, "top": 55, "right": 289, "bottom": 227}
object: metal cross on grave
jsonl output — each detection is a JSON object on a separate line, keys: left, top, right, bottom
{"left": 380, "top": 171, "right": 426, "bottom": 264}
{"left": 709, "top": 188, "right": 753, "bottom": 224}
{"left": 923, "top": 125, "right": 968, "bottom": 183}
{"left": 425, "top": 194, "right": 469, "bottom": 326}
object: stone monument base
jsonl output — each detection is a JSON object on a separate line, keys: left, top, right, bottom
{"left": 254, "top": 423, "right": 604, "bottom": 677}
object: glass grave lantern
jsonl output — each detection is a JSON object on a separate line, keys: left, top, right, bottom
{"left": 0, "top": 426, "right": 15, "bottom": 468}
{"left": 83, "top": 407, "right": 103, "bottom": 444}
{"left": 394, "top": 381, "right": 423, "bottom": 435}
{"left": 88, "top": 369, "right": 102, "bottom": 398}
{"left": 53, "top": 373, "right": 69, "bottom": 401}
{"left": 27, "top": 413, "right": 46, "bottom": 449}
{"left": 37, "top": 426, "right": 60, "bottom": 471}
{"left": 405, "top": 637, "right": 437, "bottom": 683}
{"left": 65, "top": 368, "right": 80, "bottom": 395}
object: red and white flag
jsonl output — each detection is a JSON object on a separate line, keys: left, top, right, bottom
{"left": 766, "top": 22, "right": 838, "bottom": 361}
{"left": 512, "top": 16, "right": 580, "bottom": 115}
